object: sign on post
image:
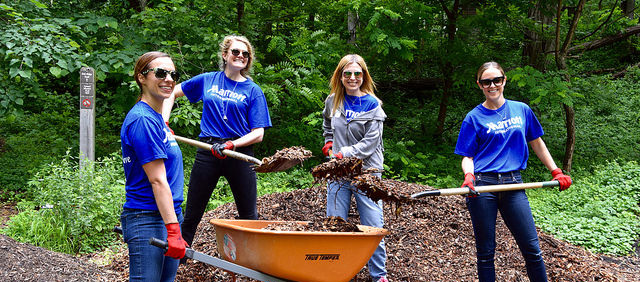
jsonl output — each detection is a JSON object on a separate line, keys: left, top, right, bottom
{"left": 79, "top": 67, "right": 95, "bottom": 168}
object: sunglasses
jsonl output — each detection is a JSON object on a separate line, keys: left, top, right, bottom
{"left": 230, "top": 49, "right": 250, "bottom": 58}
{"left": 343, "top": 71, "right": 363, "bottom": 79}
{"left": 141, "top": 68, "right": 180, "bottom": 81}
{"left": 479, "top": 76, "right": 505, "bottom": 88}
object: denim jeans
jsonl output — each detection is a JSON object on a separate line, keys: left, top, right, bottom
{"left": 121, "top": 208, "right": 183, "bottom": 282}
{"left": 327, "top": 180, "right": 387, "bottom": 280}
{"left": 182, "top": 145, "right": 258, "bottom": 245}
{"left": 466, "top": 171, "right": 547, "bottom": 282}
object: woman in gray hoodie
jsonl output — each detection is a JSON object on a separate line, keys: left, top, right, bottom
{"left": 321, "top": 54, "right": 388, "bottom": 282}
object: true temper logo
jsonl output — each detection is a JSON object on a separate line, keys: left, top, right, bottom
{"left": 207, "top": 85, "right": 247, "bottom": 102}
{"left": 305, "top": 254, "right": 340, "bottom": 261}
{"left": 486, "top": 116, "right": 523, "bottom": 134}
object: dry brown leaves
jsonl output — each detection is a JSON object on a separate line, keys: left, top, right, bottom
{"left": 253, "top": 146, "right": 312, "bottom": 173}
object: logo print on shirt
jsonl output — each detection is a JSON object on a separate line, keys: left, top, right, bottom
{"left": 345, "top": 109, "right": 363, "bottom": 121}
{"left": 485, "top": 116, "right": 523, "bottom": 134}
{"left": 207, "top": 85, "right": 247, "bottom": 102}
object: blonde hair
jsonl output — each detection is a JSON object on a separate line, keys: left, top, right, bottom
{"left": 329, "top": 54, "right": 378, "bottom": 114}
{"left": 219, "top": 35, "right": 254, "bottom": 78}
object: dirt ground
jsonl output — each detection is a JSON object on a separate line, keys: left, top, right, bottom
{"left": 1, "top": 184, "right": 639, "bottom": 282}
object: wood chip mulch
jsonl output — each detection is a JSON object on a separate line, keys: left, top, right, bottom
{"left": 126, "top": 184, "right": 640, "bottom": 281}
{"left": 1, "top": 183, "right": 638, "bottom": 281}
{"left": 253, "top": 146, "right": 312, "bottom": 173}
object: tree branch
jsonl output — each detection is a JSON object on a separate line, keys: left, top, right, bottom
{"left": 569, "top": 24, "right": 640, "bottom": 54}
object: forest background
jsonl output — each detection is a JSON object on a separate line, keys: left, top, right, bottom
{"left": 0, "top": 0, "right": 639, "bottom": 260}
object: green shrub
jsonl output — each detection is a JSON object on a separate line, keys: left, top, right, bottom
{"left": 2, "top": 151, "right": 125, "bottom": 254}
{"left": 528, "top": 160, "right": 640, "bottom": 255}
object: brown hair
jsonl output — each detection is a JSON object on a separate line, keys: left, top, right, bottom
{"left": 329, "top": 54, "right": 379, "bottom": 114}
{"left": 133, "top": 51, "right": 171, "bottom": 101}
{"left": 219, "top": 35, "right": 254, "bottom": 78}
{"left": 476, "top": 61, "right": 505, "bottom": 81}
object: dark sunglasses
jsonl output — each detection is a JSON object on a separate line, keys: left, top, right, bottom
{"left": 230, "top": 49, "right": 250, "bottom": 58}
{"left": 141, "top": 68, "right": 180, "bottom": 81}
{"left": 479, "top": 76, "right": 505, "bottom": 88}
{"left": 343, "top": 71, "right": 362, "bottom": 78}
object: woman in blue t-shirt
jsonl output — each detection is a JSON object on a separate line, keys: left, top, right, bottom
{"left": 454, "top": 61, "right": 572, "bottom": 282}
{"left": 321, "top": 54, "right": 388, "bottom": 282}
{"left": 162, "top": 35, "right": 272, "bottom": 249}
{"left": 120, "top": 51, "right": 189, "bottom": 282}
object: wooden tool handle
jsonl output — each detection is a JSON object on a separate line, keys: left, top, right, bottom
{"left": 173, "top": 135, "right": 262, "bottom": 165}
{"left": 411, "top": 181, "right": 560, "bottom": 198}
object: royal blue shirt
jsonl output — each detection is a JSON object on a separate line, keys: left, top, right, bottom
{"left": 343, "top": 94, "right": 378, "bottom": 122}
{"left": 181, "top": 71, "right": 272, "bottom": 138}
{"left": 455, "top": 99, "right": 544, "bottom": 173}
{"left": 121, "top": 101, "right": 184, "bottom": 212}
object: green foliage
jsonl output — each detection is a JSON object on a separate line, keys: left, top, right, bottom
{"left": 507, "top": 66, "right": 584, "bottom": 106}
{"left": 383, "top": 140, "right": 458, "bottom": 188}
{"left": 2, "top": 152, "right": 125, "bottom": 254}
{"left": 528, "top": 161, "right": 640, "bottom": 255}
{"left": 0, "top": 100, "right": 78, "bottom": 196}
{"left": 257, "top": 168, "right": 314, "bottom": 197}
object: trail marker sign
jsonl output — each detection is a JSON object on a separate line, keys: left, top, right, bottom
{"left": 79, "top": 67, "right": 95, "bottom": 167}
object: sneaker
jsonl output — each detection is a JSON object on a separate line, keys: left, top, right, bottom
{"left": 375, "top": 277, "right": 389, "bottom": 282}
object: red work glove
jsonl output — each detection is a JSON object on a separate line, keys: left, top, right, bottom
{"left": 551, "top": 168, "right": 572, "bottom": 191}
{"left": 165, "top": 121, "right": 174, "bottom": 135}
{"left": 322, "top": 141, "right": 333, "bottom": 157}
{"left": 164, "top": 223, "right": 188, "bottom": 259}
{"left": 461, "top": 172, "right": 478, "bottom": 197}
{"left": 211, "top": 141, "right": 235, "bottom": 159}
{"left": 334, "top": 152, "right": 343, "bottom": 159}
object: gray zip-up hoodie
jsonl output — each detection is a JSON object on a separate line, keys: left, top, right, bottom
{"left": 322, "top": 93, "right": 386, "bottom": 172}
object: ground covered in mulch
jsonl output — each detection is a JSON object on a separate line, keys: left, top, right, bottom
{"left": 1, "top": 184, "right": 639, "bottom": 281}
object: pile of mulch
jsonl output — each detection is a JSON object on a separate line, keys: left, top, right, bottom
{"left": 263, "top": 216, "right": 361, "bottom": 232}
{"left": 119, "top": 184, "right": 636, "bottom": 282}
{"left": 0, "top": 234, "right": 122, "bottom": 281}
{"left": 1, "top": 183, "right": 638, "bottom": 281}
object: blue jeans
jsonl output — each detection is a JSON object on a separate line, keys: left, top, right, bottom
{"left": 121, "top": 208, "right": 183, "bottom": 282}
{"left": 466, "top": 172, "right": 547, "bottom": 282}
{"left": 327, "top": 180, "right": 387, "bottom": 280}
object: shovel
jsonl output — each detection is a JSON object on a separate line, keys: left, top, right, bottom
{"left": 411, "top": 180, "right": 560, "bottom": 199}
{"left": 173, "top": 135, "right": 309, "bottom": 173}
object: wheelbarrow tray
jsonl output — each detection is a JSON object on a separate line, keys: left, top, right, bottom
{"left": 210, "top": 219, "right": 389, "bottom": 282}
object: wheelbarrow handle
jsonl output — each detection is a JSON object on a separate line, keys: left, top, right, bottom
{"left": 173, "top": 135, "right": 262, "bottom": 165}
{"left": 149, "top": 237, "right": 169, "bottom": 251}
{"left": 411, "top": 180, "right": 560, "bottom": 199}
{"left": 148, "top": 237, "right": 288, "bottom": 282}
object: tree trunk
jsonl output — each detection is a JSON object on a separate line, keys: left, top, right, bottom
{"left": 434, "top": 0, "right": 460, "bottom": 139}
{"left": 622, "top": 0, "right": 635, "bottom": 19}
{"left": 523, "top": 1, "right": 554, "bottom": 70}
{"left": 348, "top": 11, "right": 358, "bottom": 44}
{"left": 562, "top": 104, "right": 575, "bottom": 172}
{"left": 554, "top": 0, "right": 586, "bottom": 173}
{"left": 237, "top": 0, "right": 245, "bottom": 34}
{"left": 128, "top": 0, "right": 146, "bottom": 12}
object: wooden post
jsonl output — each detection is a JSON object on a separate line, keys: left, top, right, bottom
{"left": 79, "top": 67, "right": 95, "bottom": 169}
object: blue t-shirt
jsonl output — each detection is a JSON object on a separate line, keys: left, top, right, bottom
{"left": 181, "top": 71, "right": 272, "bottom": 138}
{"left": 454, "top": 99, "right": 544, "bottom": 173}
{"left": 343, "top": 94, "right": 378, "bottom": 122}
{"left": 120, "top": 101, "right": 184, "bottom": 212}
